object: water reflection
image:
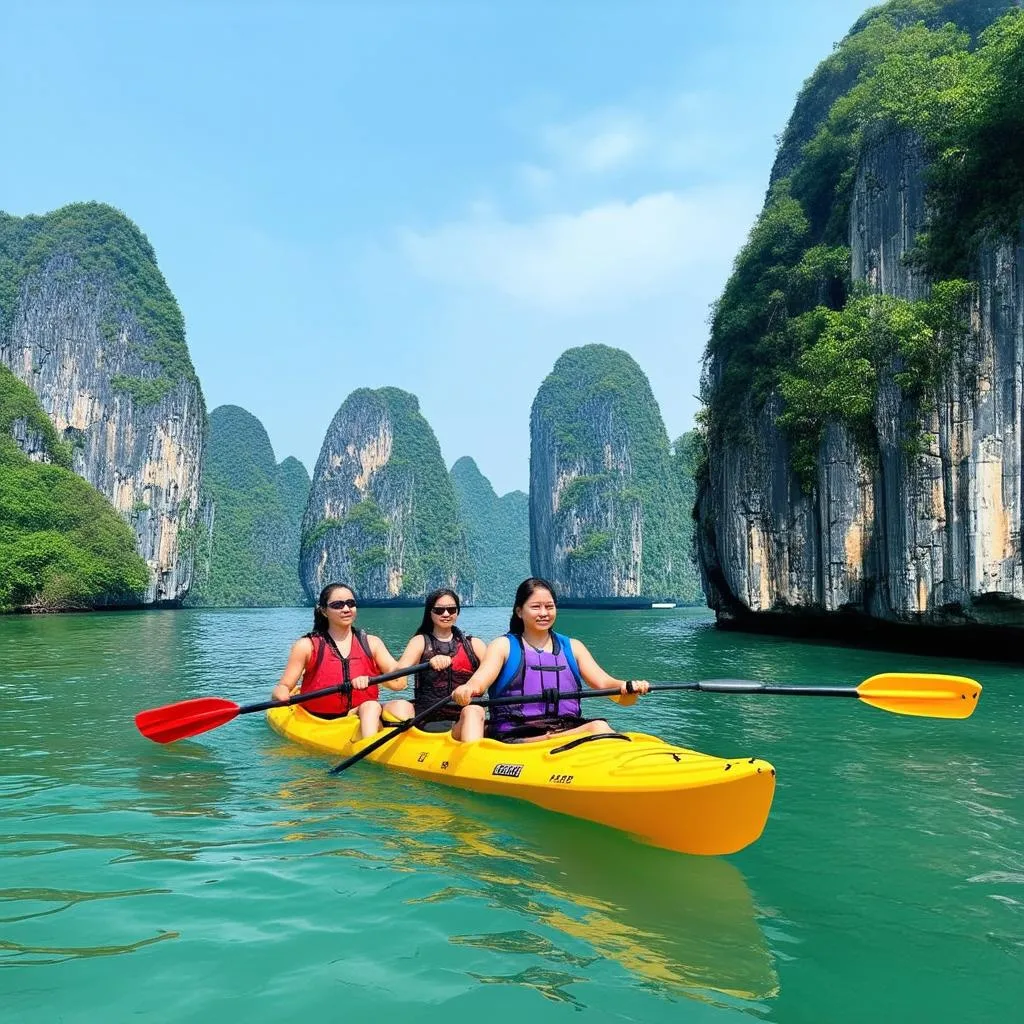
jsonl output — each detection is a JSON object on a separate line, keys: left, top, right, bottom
{"left": 132, "top": 744, "right": 237, "bottom": 821}
{"left": 0, "top": 886, "right": 170, "bottom": 924}
{"left": 266, "top": 766, "right": 777, "bottom": 1008}
{"left": 0, "top": 929, "right": 177, "bottom": 967}
{"left": 467, "top": 964, "right": 590, "bottom": 1007}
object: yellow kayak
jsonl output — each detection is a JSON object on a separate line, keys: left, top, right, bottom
{"left": 267, "top": 705, "right": 776, "bottom": 856}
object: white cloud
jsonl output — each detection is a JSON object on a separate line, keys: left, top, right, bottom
{"left": 530, "top": 92, "right": 742, "bottom": 181}
{"left": 400, "top": 184, "right": 760, "bottom": 313}
{"left": 542, "top": 113, "right": 646, "bottom": 174}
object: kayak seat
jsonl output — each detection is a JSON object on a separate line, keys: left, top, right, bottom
{"left": 419, "top": 720, "right": 454, "bottom": 733}
{"left": 550, "top": 732, "right": 631, "bottom": 755}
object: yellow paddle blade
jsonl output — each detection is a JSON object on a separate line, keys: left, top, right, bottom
{"left": 856, "top": 673, "right": 981, "bottom": 719}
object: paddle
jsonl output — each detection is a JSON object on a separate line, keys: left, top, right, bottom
{"left": 135, "top": 662, "right": 430, "bottom": 744}
{"left": 467, "top": 672, "right": 981, "bottom": 720}
{"left": 328, "top": 691, "right": 454, "bottom": 775}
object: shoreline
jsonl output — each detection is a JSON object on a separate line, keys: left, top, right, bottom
{"left": 712, "top": 608, "right": 1024, "bottom": 665}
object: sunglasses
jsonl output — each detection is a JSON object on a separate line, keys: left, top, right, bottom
{"left": 326, "top": 599, "right": 357, "bottom": 610}
{"left": 432, "top": 605, "right": 459, "bottom": 616}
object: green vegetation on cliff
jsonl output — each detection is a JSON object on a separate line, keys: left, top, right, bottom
{"left": 533, "top": 345, "right": 700, "bottom": 601}
{"left": 0, "top": 202, "right": 197, "bottom": 404}
{"left": 450, "top": 456, "right": 529, "bottom": 606}
{"left": 0, "top": 366, "right": 149, "bottom": 610}
{"left": 189, "top": 405, "right": 309, "bottom": 607}
{"left": 704, "top": 1, "right": 1023, "bottom": 484}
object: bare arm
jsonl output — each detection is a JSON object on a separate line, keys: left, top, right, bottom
{"left": 271, "top": 637, "right": 313, "bottom": 703}
{"left": 570, "top": 639, "right": 649, "bottom": 705}
{"left": 395, "top": 634, "right": 427, "bottom": 671}
{"left": 388, "top": 634, "right": 429, "bottom": 689}
{"left": 367, "top": 634, "right": 405, "bottom": 690}
{"left": 451, "top": 636, "right": 510, "bottom": 704}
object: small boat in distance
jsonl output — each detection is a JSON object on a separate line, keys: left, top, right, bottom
{"left": 651, "top": 601, "right": 677, "bottom": 609}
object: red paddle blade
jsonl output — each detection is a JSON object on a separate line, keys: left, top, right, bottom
{"left": 135, "top": 697, "right": 241, "bottom": 744}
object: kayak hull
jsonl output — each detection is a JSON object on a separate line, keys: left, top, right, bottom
{"left": 267, "top": 706, "right": 776, "bottom": 856}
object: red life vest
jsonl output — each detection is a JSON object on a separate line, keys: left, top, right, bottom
{"left": 300, "top": 630, "right": 380, "bottom": 716}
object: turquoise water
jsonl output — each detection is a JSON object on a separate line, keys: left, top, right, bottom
{"left": 1, "top": 607, "right": 1021, "bottom": 1022}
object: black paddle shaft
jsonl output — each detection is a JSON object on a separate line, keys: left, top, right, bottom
{"left": 246, "top": 662, "right": 428, "bottom": 716}
{"left": 467, "top": 679, "right": 860, "bottom": 709}
{"left": 328, "top": 689, "right": 452, "bottom": 776}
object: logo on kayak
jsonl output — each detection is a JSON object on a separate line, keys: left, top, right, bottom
{"left": 492, "top": 763, "right": 523, "bottom": 778}
{"left": 549, "top": 774, "right": 574, "bottom": 784}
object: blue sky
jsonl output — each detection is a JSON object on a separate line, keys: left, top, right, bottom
{"left": 0, "top": 0, "right": 870, "bottom": 494}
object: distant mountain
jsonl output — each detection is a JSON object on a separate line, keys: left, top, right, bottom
{"left": 450, "top": 456, "right": 529, "bottom": 606}
{"left": 0, "top": 365, "right": 149, "bottom": 610}
{"left": 530, "top": 344, "right": 698, "bottom": 603}
{"left": 189, "top": 405, "right": 309, "bottom": 606}
{"left": 300, "top": 387, "right": 471, "bottom": 602}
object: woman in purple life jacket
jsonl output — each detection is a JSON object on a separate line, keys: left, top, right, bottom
{"left": 383, "top": 588, "right": 488, "bottom": 740}
{"left": 450, "top": 577, "right": 649, "bottom": 743}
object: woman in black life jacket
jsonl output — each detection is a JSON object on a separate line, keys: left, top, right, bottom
{"left": 385, "top": 588, "right": 488, "bottom": 740}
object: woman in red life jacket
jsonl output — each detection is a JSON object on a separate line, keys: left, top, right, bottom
{"left": 450, "top": 577, "right": 650, "bottom": 743}
{"left": 384, "top": 588, "right": 487, "bottom": 740}
{"left": 271, "top": 582, "right": 403, "bottom": 738}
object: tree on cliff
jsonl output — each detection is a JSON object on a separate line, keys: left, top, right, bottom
{"left": 529, "top": 344, "right": 700, "bottom": 603}
{"left": 188, "top": 405, "right": 309, "bottom": 607}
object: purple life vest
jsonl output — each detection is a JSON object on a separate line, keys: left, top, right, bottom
{"left": 488, "top": 632, "right": 583, "bottom": 735}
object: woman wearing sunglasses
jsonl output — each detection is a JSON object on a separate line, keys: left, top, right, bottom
{"left": 271, "top": 582, "right": 403, "bottom": 738}
{"left": 385, "top": 588, "right": 487, "bottom": 740}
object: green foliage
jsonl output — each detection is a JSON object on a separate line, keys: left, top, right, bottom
{"left": 923, "top": 12, "right": 1024, "bottom": 274}
{"left": 778, "top": 282, "right": 973, "bottom": 484}
{"left": 566, "top": 530, "right": 613, "bottom": 562}
{"left": 533, "top": 344, "right": 701, "bottom": 601}
{"left": 188, "top": 405, "right": 310, "bottom": 607}
{"left": 0, "top": 202, "right": 197, "bottom": 406}
{"left": 301, "top": 517, "right": 343, "bottom": 556}
{"left": 703, "top": 1, "right": 1022, "bottom": 479}
{"left": 110, "top": 374, "right": 175, "bottom": 407}
{"left": 344, "top": 498, "right": 390, "bottom": 540}
{"left": 0, "top": 366, "right": 73, "bottom": 468}
{"left": 450, "top": 456, "right": 529, "bottom": 605}
{"left": 0, "top": 373, "right": 149, "bottom": 610}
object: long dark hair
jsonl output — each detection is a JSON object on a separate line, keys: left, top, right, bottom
{"left": 416, "top": 587, "right": 461, "bottom": 636}
{"left": 311, "top": 582, "right": 356, "bottom": 637}
{"left": 508, "top": 577, "right": 556, "bottom": 635}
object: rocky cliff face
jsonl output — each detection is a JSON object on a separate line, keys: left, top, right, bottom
{"left": 697, "top": 132, "right": 1024, "bottom": 632}
{"left": 300, "top": 387, "right": 471, "bottom": 603}
{"left": 530, "top": 344, "right": 692, "bottom": 603}
{"left": 0, "top": 205, "right": 205, "bottom": 604}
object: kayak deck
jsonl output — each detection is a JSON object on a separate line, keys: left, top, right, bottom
{"left": 267, "top": 706, "right": 776, "bottom": 856}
